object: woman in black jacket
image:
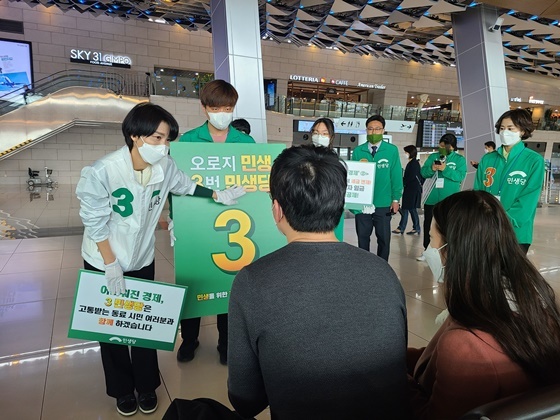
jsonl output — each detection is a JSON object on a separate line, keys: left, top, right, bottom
{"left": 393, "top": 145, "right": 422, "bottom": 235}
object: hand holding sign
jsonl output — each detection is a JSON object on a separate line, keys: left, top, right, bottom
{"left": 214, "top": 185, "right": 246, "bottom": 205}
{"left": 104, "top": 260, "right": 126, "bottom": 295}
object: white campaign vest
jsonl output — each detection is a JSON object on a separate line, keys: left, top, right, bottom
{"left": 76, "top": 146, "right": 196, "bottom": 271}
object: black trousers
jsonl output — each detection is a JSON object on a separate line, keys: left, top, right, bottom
{"left": 422, "top": 204, "right": 434, "bottom": 250}
{"left": 355, "top": 206, "right": 391, "bottom": 261}
{"left": 84, "top": 260, "right": 161, "bottom": 398}
{"left": 180, "top": 314, "right": 228, "bottom": 351}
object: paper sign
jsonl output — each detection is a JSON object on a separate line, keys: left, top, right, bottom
{"left": 345, "top": 160, "right": 376, "bottom": 210}
{"left": 68, "top": 270, "right": 187, "bottom": 351}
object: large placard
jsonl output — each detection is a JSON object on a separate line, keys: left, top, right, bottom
{"left": 68, "top": 270, "right": 187, "bottom": 351}
{"left": 171, "top": 143, "right": 287, "bottom": 319}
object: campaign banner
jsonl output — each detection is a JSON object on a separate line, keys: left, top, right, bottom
{"left": 68, "top": 270, "right": 187, "bottom": 351}
{"left": 171, "top": 143, "right": 287, "bottom": 319}
{"left": 345, "top": 160, "right": 376, "bottom": 210}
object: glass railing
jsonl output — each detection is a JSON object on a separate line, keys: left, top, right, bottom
{"left": 536, "top": 118, "right": 560, "bottom": 131}
{"left": 0, "top": 69, "right": 149, "bottom": 116}
{"left": 269, "top": 96, "right": 462, "bottom": 122}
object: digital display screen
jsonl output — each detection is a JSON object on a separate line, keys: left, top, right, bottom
{"left": 293, "top": 120, "right": 316, "bottom": 133}
{"left": 417, "top": 120, "right": 464, "bottom": 149}
{"left": 0, "top": 38, "right": 33, "bottom": 96}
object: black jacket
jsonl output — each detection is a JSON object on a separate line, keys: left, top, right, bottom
{"left": 402, "top": 159, "right": 422, "bottom": 209}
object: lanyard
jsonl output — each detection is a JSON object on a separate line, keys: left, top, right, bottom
{"left": 495, "top": 148, "right": 524, "bottom": 194}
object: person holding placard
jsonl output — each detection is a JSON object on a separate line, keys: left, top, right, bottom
{"left": 350, "top": 115, "right": 403, "bottom": 261}
{"left": 177, "top": 80, "right": 255, "bottom": 366}
{"left": 228, "top": 145, "right": 409, "bottom": 419}
{"left": 76, "top": 102, "right": 245, "bottom": 417}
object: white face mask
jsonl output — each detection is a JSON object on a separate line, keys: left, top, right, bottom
{"left": 208, "top": 112, "right": 233, "bottom": 131}
{"left": 138, "top": 137, "right": 169, "bottom": 165}
{"left": 312, "top": 134, "right": 330, "bottom": 147}
{"left": 500, "top": 130, "right": 521, "bottom": 146}
{"left": 423, "top": 243, "right": 447, "bottom": 283}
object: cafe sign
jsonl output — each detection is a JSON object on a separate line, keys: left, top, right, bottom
{"left": 357, "top": 82, "right": 386, "bottom": 90}
{"left": 70, "top": 48, "right": 132, "bottom": 69}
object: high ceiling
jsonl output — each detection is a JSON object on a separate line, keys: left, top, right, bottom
{"left": 11, "top": 0, "right": 560, "bottom": 77}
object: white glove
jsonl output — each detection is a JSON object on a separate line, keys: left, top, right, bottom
{"left": 362, "top": 205, "right": 376, "bottom": 214}
{"left": 104, "top": 260, "right": 126, "bottom": 295}
{"left": 214, "top": 185, "right": 246, "bottom": 205}
{"left": 167, "top": 215, "right": 176, "bottom": 247}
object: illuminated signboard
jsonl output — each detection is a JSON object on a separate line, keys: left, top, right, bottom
{"left": 289, "top": 74, "right": 386, "bottom": 90}
{"left": 289, "top": 74, "right": 319, "bottom": 82}
{"left": 510, "top": 97, "right": 522, "bottom": 102}
{"left": 70, "top": 49, "right": 132, "bottom": 69}
{"left": 357, "top": 82, "right": 386, "bottom": 90}
{"left": 528, "top": 96, "right": 544, "bottom": 105}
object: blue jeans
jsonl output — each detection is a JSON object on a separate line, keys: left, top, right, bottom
{"left": 398, "top": 208, "right": 420, "bottom": 232}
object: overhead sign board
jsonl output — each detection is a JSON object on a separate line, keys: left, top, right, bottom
{"left": 70, "top": 48, "right": 132, "bottom": 68}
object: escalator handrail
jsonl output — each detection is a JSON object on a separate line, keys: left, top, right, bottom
{"left": 0, "top": 68, "right": 127, "bottom": 101}
{"left": 0, "top": 69, "right": 127, "bottom": 115}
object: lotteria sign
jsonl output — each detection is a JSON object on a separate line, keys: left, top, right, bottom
{"left": 70, "top": 49, "right": 132, "bottom": 68}
{"left": 289, "top": 74, "right": 385, "bottom": 90}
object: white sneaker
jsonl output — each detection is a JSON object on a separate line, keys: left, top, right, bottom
{"left": 416, "top": 254, "right": 426, "bottom": 261}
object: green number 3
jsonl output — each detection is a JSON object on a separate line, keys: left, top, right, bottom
{"left": 112, "top": 188, "right": 134, "bottom": 217}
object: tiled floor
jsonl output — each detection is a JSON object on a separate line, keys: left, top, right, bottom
{"left": 0, "top": 184, "right": 559, "bottom": 419}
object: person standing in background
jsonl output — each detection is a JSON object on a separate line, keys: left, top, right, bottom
{"left": 351, "top": 115, "right": 403, "bottom": 261}
{"left": 230, "top": 118, "right": 251, "bottom": 136}
{"left": 470, "top": 141, "right": 496, "bottom": 169}
{"left": 474, "top": 109, "right": 544, "bottom": 254}
{"left": 309, "top": 117, "right": 335, "bottom": 148}
{"left": 393, "top": 145, "right": 422, "bottom": 235}
{"left": 177, "top": 80, "right": 255, "bottom": 366}
{"left": 417, "top": 133, "right": 466, "bottom": 262}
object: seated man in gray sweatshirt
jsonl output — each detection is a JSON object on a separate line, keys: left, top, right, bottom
{"left": 227, "top": 145, "right": 410, "bottom": 420}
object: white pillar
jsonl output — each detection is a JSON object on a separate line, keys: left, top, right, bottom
{"left": 452, "top": 5, "right": 510, "bottom": 188}
{"left": 211, "top": 0, "right": 267, "bottom": 143}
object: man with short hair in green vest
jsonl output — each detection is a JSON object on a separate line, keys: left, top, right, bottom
{"left": 176, "top": 80, "right": 255, "bottom": 366}
{"left": 351, "top": 115, "right": 403, "bottom": 261}
{"left": 417, "top": 133, "right": 466, "bottom": 262}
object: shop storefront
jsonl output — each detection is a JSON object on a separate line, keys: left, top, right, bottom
{"left": 285, "top": 74, "right": 386, "bottom": 118}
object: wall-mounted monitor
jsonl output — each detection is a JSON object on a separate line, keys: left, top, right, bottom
{"left": 416, "top": 120, "right": 464, "bottom": 149}
{"left": 293, "top": 119, "right": 316, "bottom": 133}
{"left": 0, "top": 38, "right": 34, "bottom": 96}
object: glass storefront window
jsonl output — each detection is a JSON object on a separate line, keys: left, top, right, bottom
{"left": 150, "top": 67, "right": 214, "bottom": 98}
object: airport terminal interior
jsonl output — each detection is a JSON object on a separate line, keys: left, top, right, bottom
{"left": 2, "top": 0, "right": 560, "bottom": 418}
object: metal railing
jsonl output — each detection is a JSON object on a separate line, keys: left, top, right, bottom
{"left": 269, "top": 95, "right": 462, "bottom": 122}
{"left": 0, "top": 69, "right": 149, "bottom": 116}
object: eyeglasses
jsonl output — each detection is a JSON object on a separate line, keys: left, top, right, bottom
{"left": 367, "top": 127, "right": 384, "bottom": 133}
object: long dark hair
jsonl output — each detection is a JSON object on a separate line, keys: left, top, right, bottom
{"left": 433, "top": 190, "right": 560, "bottom": 384}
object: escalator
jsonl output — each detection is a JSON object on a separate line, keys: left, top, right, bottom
{"left": 0, "top": 69, "right": 148, "bottom": 160}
